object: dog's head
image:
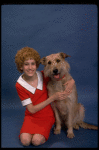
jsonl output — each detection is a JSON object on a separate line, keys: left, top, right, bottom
{"left": 40, "top": 52, "right": 71, "bottom": 80}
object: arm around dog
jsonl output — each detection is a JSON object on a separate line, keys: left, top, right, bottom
{"left": 64, "top": 78, "right": 75, "bottom": 94}
{"left": 26, "top": 92, "right": 64, "bottom": 114}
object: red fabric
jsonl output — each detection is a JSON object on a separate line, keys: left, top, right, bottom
{"left": 15, "top": 71, "right": 55, "bottom": 140}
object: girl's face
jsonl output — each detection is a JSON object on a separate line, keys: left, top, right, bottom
{"left": 21, "top": 59, "right": 37, "bottom": 77}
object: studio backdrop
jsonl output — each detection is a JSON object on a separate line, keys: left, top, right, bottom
{"left": 1, "top": 4, "right": 98, "bottom": 148}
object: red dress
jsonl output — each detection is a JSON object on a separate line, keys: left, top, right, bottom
{"left": 15, "top": 71, "right": 55, "bottom": 141}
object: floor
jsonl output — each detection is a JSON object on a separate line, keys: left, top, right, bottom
{"left": 1, "top": 90, "right": 98, "bottom": 148}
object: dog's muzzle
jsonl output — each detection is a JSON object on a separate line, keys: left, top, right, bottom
{"left": 53, "top": 69, "right": 60, "bottom": 79}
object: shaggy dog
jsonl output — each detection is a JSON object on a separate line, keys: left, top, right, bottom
{"left": 41, "top": 52, "right": 98, "bottom": 138}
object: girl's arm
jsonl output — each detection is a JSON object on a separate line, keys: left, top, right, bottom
{"left": 26, "top": 79, "right": 75, "bottom": 114}
{"left": 26, "top": 92, "right": 67, "bottom": 114}
{"left": 64, "top": 78, "right": 75, "bottom": 95}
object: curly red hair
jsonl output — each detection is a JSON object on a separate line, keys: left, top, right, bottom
{"left": 15, "top": 47, "right": 40, "bottom": 73}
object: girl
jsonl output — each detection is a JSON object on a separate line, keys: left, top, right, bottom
{"left": 15, "top": 47, "right": 75, "bottom": 146}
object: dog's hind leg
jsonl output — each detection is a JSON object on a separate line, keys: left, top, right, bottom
{"left": 78, "top": 103, "right": 85, "bottom": 122}
{"left": 73, "top": 103, "right": 85, "bottom": 130}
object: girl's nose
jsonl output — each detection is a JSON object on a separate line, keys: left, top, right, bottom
{"left": 29, "top": 64, "right": 32, "bottom": 69}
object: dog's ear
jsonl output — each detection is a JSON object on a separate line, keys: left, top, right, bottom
{"left": 60, "top": 52, "right": 71, "bottom": 59}
{"left": 40, "top": 57, "right": 46, "bottom": 65}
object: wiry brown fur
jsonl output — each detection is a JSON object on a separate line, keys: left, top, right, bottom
{"left": 15, "top": 47, "right": 40, "bottom": 73}
{"left": 41, "top": 52, "right": 98, "bottom": 138}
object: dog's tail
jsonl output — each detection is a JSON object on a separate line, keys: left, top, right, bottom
{"left": 79, "top": 121, "right": 98, "bottom": 130}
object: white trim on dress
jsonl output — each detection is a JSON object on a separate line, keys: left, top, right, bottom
{"left": 17, "top": 71, "right": 43, "bottom": 94}
{"left": 21, "top": 98, "right": 32, "bottom": 106}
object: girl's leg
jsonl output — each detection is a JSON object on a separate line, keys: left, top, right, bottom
{"left": 20, "top": 133, "right": 32, "bottom": 146}
{"left": 32, "top": 134, "right": 46, "bottom": 146}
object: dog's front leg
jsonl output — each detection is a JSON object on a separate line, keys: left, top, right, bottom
{"left": 66, "top": 102, "right": 75, "bottom": 138}
{"left": 51, "top": 102, "right": 61, "bottom": 134}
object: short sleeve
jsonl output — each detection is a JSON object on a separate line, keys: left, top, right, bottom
{"left": 15, "top": 82, "right": 32, "bottom": 106}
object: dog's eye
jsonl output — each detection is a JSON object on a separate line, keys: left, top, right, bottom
{"left": 56, "top": 59, "right": 60, "bottom": 63}
{"left": 48, "top": 61, "right": 51, "bottom": 64}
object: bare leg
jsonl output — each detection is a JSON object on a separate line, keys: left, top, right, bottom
{"left": 20, "top": 133, "right": 32, "bottom": 146}
{"left": 32, "top": 134, "right": 46, "bottom": 146}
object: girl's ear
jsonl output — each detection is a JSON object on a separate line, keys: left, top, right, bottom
{"left": 20, "top": 67, "right": 23, "bottom": 71}
{"left": 40, "top": 57, "right": 46, "bottom": 65}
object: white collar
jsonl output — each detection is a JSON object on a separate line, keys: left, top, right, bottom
{"left": 17, "top": 71, "right": 43, "bottom": 94}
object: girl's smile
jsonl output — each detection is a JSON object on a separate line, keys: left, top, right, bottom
{"left": 21, "top": 59, "right": 37, "bottom": 78}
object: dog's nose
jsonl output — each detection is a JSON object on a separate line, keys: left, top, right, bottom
{"left": 53, "top": 69, "right": 58, "bottom": 74}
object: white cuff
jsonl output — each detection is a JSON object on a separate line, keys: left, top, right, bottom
{"left": 21, "top": 98, "right": 32, "bottom": 106}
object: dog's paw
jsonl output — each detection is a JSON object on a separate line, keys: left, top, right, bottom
{"left": 67, "top": 132, "right": 75, "bottom": 139}
{"left": 54, "top": 128, "right": 61, "bottom": 134}
{"left": 73, "top": 124, "right": 79, "bottom": 130}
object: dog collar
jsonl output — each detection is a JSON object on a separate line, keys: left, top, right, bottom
{"left": 57, "top": 75, "right": 65, "bottom": 81}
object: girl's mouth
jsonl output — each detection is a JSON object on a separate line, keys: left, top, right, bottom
{"left": 27, "top": 70, "right": 34, "bottom": 73}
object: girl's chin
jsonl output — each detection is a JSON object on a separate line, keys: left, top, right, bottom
{"left": 27, "top": 73, "right": 35, "bottom": 76}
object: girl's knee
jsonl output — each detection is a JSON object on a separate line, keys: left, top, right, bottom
{"left": 32, "top": 134, "right": 46, "bottom": 146}
{"left": 20, "top": 133, "right": 32, "bottom": 146}
{"left": 20, "top": 137, "right": 31, "bottom": 146}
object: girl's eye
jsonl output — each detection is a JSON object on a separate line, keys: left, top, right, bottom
{"left": 24, "top": 63, "right": 28, "bottom": 65}
{"left": 24, "top": 63, "right": 36, "bottom": 65}
{"left": 32, "top": 62, "right": 36, "bottom": 65}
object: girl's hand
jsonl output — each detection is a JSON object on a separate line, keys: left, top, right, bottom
{"left": 53, "top": 91, "right": 70, "bottom": 101}
{"left": 64, "top": 78, "right": 75, "bottom": 95}
{"left": 52, "top": 78, "right": 75, "bottom": 101}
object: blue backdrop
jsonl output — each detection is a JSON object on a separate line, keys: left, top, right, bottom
{"left": 1, "top": 4, "right": 98, "bottom": 148}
